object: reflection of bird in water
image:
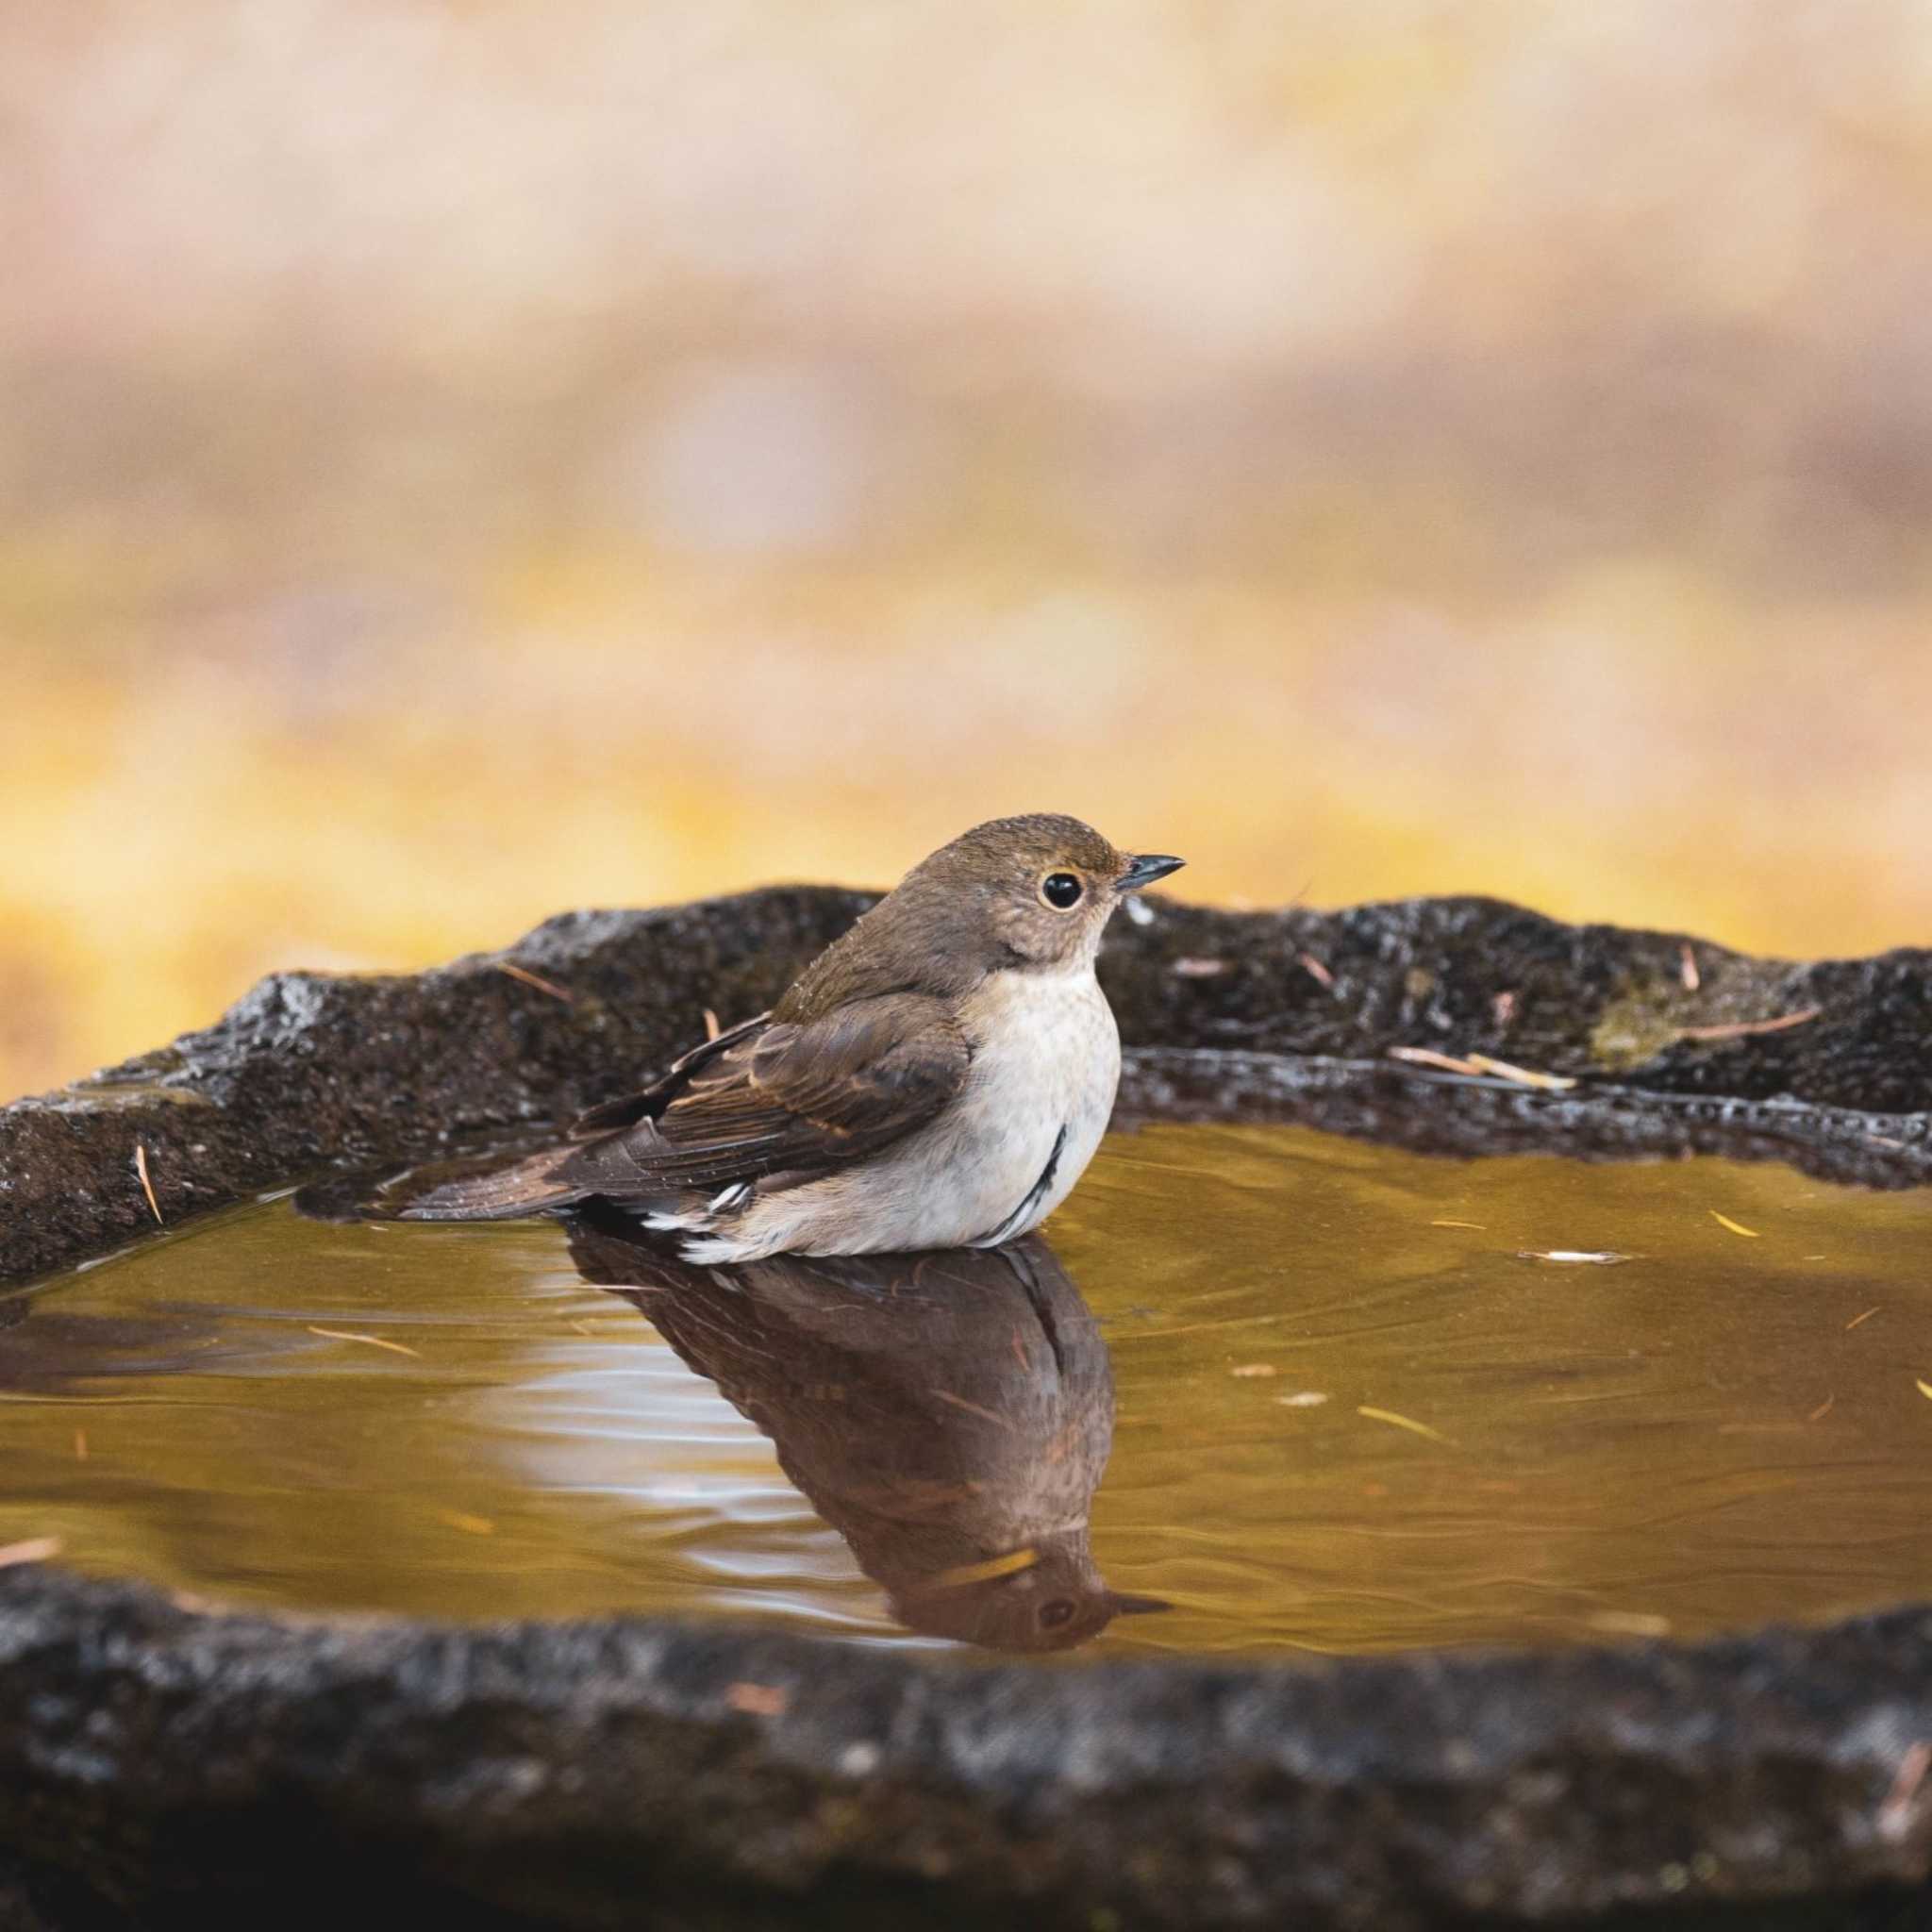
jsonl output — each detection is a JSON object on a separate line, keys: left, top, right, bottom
{"left": 564, "top": 1206, "right": 1164, "bottom": 1653}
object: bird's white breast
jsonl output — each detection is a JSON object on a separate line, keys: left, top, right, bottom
{"left": 678, "top": 963, "right": 1120, "bottom": 1260}
{"left": 920, "top": 961, "right": 1120, "bottom": 1248}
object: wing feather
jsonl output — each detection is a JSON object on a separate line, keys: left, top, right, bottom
{"left": 558, "top": 994, "right": 969, "bottom": 1196}
{"left": 571, "top": 1010, "right": 768, "bottom": 1134}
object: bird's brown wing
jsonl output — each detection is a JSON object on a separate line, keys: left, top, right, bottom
{"left": 571, "top": 1010, "right": 769, "bottom": 1135}
{"left": 588, "top": 992, "right": 971, "bottom": 1192}
{"left": 399, "top": 994, "right": 969, "bottom": 1221}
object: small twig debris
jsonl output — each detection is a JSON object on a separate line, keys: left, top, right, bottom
{"left": 930, "top": 1547, "right": 1038, "bottom": 1589}
{"left": 1464, "top": 1054, "right": 1576, "bottom": 1091}
{"left": 1587, "top": 1609, "right": 1674, "bottom": 1639}
{"left": 1387, "top": 1046, "right": 1574, "bottom": 1090}
{"left": 1845, "top": 1307, "right": 1881, "bottom": 1332}
{"left": 495, "top": 961, "right": 575, "bottom": 1003}
{"left": 134, "top": 1142, "right": 163, "bottom": 1225}
{"left": 1678, "top": 1007, "right": 1822, "bottom": 1041}
{"left": 1298, "top": 952, "right": 1336, "bottom": 990}
{"left": 0, "top": 1538, "right": 61, "bottom": 1570}
{"left": 308, "top": 1325, "right": 422, "bottom": 1358}
{"left": 930, "top": 1388, "right": 1010, "bottom": 1428}
{"left": 703, "top": 1007, "right": 722, "bottom": 1041}
{"left": 1171, "top": 957, "right": 1230, "bottom": 978}
{"left": 1679, "top": 943, "right": 1701, "bottom": 991}
{"left": 726, "top": 1681, "right": 790, "bottom": 1718}
{"left": 1879, "top": 1740, "right": 1932, "bottom": 1843}
{"left": 1709, "top": 1211, "right": 1760, "bottom": 1239}
{"left": 1388, "top": 1045, "right": 1485, "bottom": 1076}
{"left": 1357, "top": 1405, "right": 1457, "bottom": 1447}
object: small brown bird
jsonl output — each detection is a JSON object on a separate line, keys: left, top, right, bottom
{"left": 405, "top": 814, "right": 1183, "bottom": 1260}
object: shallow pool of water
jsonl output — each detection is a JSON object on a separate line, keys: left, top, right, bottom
{"left": 4, "top": 1123, "right": 1929, "bottom": 1657}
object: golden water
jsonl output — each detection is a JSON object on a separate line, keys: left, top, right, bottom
{"left": 4, "top": 1123, "right": 1930, "bottom": 1658}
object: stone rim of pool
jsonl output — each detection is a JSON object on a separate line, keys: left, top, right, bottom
{"left": 2, "top": 884, "right": 1930, "bottom": 1927}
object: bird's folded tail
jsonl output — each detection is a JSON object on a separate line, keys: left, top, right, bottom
{"left": 294, "top": 1140, "right": 654, "bottom": 1225}
{"left": 393, "top": 1146, "right": 591, "bottom": 1222}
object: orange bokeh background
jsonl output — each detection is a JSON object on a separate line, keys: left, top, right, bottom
{"left": 7, "top": 4, "right": 1932, "bottom": 1097}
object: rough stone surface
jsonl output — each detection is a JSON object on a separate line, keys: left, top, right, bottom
{"left": 3, "top": 887, "right": 1932, "bottom": 1927}
{"left": 0, "top": 1565, "right": 1929, "bottom": 1930}
{"left": 5, "top": 889, "right": 1930, "bottom": 1286}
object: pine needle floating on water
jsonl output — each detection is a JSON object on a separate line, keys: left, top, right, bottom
{"left": 1519, "top": 1250, "right": 1630, "bottom": 1266}
{"left": 1807, "top": 1395, "right": 1835, "bottom": 1423}
{"left": 74, "top": 1430, "right": 88, "bottom": 1462}
{"left": 1846, "top": 1307, "right": 1881, "bottom": 1332}
{"left": 0, "top": 1537, "right": 61, "bottom": 1570}
{"left": 307, "top": 1325, "right": 422, "bottom": 1358}
{"left": 1588, "top": 1609, "right": 1674, "bottom": 1639}
{"left": 1709, "top": 1211, "right": 1760, "bottom": 1239}
{"left": 1229, "top": 1362, "right": 1277, "bottom": 1378}
{"left": 134, "top": 1142, "right": 162, "bottom": 1225}
{"left": 438, "top": 1510, "right": 496, "bottom": 1536}
{"left": 495, "top": 961, "right": 575, "bottom": 1003}
{"left": 1357, "top": 1405, "right": 1457, "bottom": 1447}
{"left": 1431, "top": 1218, "right": 1486, "bottom": 1229}
{"left": 1917, "top": 1379, "right": 1932, "bottom": 1404}
{"left": 929, "top": 1547, "right": 1038, "bottom": 1589}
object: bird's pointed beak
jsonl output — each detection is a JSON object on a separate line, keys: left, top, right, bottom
{"left": 1118, "top": 853, "right": 1186, "bottom": 893}
{"left": 1108, "top": 1591, "right": 1173, "bottom": 1616}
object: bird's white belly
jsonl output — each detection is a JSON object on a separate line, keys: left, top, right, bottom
{"left": 944, "top": 964, "right": 1121, "bottom": 1246}
{"left": 717, "top": 965, "right": 1119, "bottom": 1259}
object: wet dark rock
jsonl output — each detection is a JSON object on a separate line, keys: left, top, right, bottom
{"left": 1, "top": 1564, "right": 1931, "bottom": 1930}
{"left": 7, "top": 889, "right": 1931, "bottom": 1285}
{"left": 3, "top": 886, "right": 1932, "bottom": 1926}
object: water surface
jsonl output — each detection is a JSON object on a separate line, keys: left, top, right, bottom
{"left": 3, "top": 1123, "right": 1929, "bottom": 1658}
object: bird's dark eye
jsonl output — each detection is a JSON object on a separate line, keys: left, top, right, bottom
{"left": 1041, "top": 873, "right": 1083, "bottom": 909}
{"left": 1039, "top": 1598, "right": 1076, "bottom": 1629}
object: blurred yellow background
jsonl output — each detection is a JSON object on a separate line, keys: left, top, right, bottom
{"left": 7, "top": 3, "right": 1932, "bottom": 1099}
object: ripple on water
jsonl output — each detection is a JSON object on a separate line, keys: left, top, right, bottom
{"left": 2, "top": 1121, "right": 1929, "bottom": 1659}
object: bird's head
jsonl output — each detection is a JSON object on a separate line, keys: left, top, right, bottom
{"left": 899, "top": 813, "right": 1186, "bottom": 974}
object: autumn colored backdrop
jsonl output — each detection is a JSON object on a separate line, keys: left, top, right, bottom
{"left": 8, "top": 3, "right": 1931, "bottom": 1096}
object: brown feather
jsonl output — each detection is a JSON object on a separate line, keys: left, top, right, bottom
{"left": 571, "top": 1009, "right": 768, "bottom": 1134}
{"left": 566, "top": 994, "right": 970, "bottom": 1194}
